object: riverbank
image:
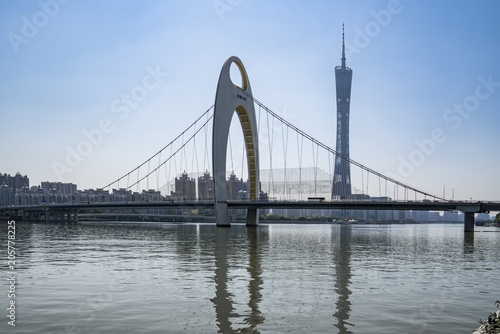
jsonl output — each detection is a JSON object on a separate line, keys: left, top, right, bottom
{"left": 473, "top": 309, "right": 500, "bottom": 334}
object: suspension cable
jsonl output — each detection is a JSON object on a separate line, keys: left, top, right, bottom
{"left": 229, "top": 133, "right": 234, "bottom": 173}
{"left": 126, "top": 114, "right": 214, "bottom": 191}
{"left": 243, "top": 91, "right": 445, "bottom": 201}
{"left": 101, "top": 105, "right": 214, "bottom": 190}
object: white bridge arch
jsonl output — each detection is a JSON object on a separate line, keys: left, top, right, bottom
{"left": 212, "top": 56, "right": 260, "bottom": 227}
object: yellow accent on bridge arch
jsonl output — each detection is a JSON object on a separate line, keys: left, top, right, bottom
{"left": 236, "top": 105, "right": 258, "bottom": 199}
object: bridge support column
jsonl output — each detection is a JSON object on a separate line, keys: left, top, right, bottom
{"left": 47, "top": 210, "right": 54, "bottom": 222}
{"left": 464, "top": 212, "right": 475, "bottom": 232}
{"left": 246, "top": 208, "right": 259, "bottom": 227}
{"left": 215, "top": 202, "right": 231, "bottom": 227}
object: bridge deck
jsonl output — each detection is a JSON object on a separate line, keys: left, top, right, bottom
{"left": 3, "top": 200, "right": 499, "bottom": 213}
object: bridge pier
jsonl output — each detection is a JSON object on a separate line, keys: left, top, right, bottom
{"left": 42, "top": 209, "right": 78, "bottom": 223}
{"left": 464, "top": 212, "right": 475, "bottom": 233}
{"left": 215, "top": 202, "right": 231, "bottom": 227}
{"left": 246, "top": 208, "right": 259, "bottom": 227}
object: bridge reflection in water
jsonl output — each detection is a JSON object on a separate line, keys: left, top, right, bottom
{"left": 210, "top": 225, "right": 354, "bottom": 333}
{"left": 333, "top": 225, "right": 354, "bottom": 334}
{"left": 9, "top": 221, "right": 490, "bottom": 332}
{"left": 212, "top": 227, "right": 265, "bottom": 333}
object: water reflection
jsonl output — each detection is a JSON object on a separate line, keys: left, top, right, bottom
{"left": 212, "top": 228, "right": 234, "bottom": 332}
{"left": 210, "top": 224, "right": 357, "bottom": 333}
{"left": 332, "top": 224, "right": 353, "bottom": 334}
{"left": 245, "top": 228, "right": 265, "bottom": 330}
{"left": 8, "top": 222, "right": 499, "bottom": 333}
{"left": 464, "top": 232, "right": 474, "bottom": 254}
{"left": 211, "top": 227, "right": 265, "bottom": 333}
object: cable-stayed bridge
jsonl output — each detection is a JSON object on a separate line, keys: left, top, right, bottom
{"left": 2, "top": 57, "right": 499, "bottom": 231}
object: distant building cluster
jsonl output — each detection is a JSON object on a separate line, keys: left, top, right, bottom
{"left": 0, "top": 172, "right": 29, "bottom": 206}
{"left": 0, "top": 170, "right": 492, "bottom": 222}
{"left": 41, "top": 181, "right": 77, "bottom": 195}
{"left": 0, "top": 170, "right": 266, "bottom": 207}
{"left": 14, "top": 185, "right": 162, "bottom": 206}
{"left": 170, "top": 170, "right": 267, "bottom": 202}
{"left": 0, "top": 171, "right": 162, "bottom": 206}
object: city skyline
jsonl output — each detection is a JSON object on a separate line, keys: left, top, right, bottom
{"left": 3, "top": 169, "right": 490, "bottom": 221}
{"left": 1, "top": 1, "right": 499, "bottom": 200}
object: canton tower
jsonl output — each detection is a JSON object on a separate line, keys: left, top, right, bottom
{"left": 331, "top": 25, "right": 353, "bottom": 200}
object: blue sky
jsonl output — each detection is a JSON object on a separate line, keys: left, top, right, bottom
{"left": 0, "top": 0, "right": 499, "bottom": 201}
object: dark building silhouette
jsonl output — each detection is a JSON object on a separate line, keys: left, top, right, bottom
{"left": 198, "top": 170, "right": 214, "bottom": 200}
{"left": 226, "top": 171, "right": 247, "bottom": 200}
{"left": 41, "top": 181, "right": 77, "bottom": 195}
{"left": 0, "top": 172, "right": 29, "bottom": 205}
{"left": 0, "top": 184, "right": 13, "bottom": 206}
{"left": 172, "top": 171, "right": 196, "bottom": 200}
{"left": 226, "top": 171, "right": 248, "bottom": 216}
{"left": 332, "top": 25, "right": 353, "bottom": 201}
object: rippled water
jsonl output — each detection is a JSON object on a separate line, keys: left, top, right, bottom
{"left": 2, "top": 222, "right": 499, "bottom": 333}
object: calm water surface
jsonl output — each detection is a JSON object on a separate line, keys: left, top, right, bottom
{"left": 2, "top": 222, "right": 500, "bottom": 333}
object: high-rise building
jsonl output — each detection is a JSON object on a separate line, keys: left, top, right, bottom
{"left": 41, "top": 181, "right": 77, "bottom": 195}
{"left": 0, "top": 184, "right": 13, "bottom": 206}
{"left": 198, "top": 171, "right": 214, "bottom": 200}
{"left": 332, "top": 25, "right": 353, "bottom": 200}
{"left": 0, "top": 172, "right": 29, "bottom": 204}
{"left": 172, "top": 171, "right": 196, "bottom": 200}
{"left": 226, "top": 171, "right": 247, "bottom": 200}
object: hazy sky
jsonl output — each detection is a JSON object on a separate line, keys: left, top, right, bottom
{"left": 1, "top": 0, "right": 499, "bottom": 201}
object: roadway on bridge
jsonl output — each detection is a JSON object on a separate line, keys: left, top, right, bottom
{"left": 4, "top": 200, "right": 500, "bottom": 213}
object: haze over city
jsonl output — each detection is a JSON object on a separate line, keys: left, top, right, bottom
{"left": 1, "top": 0, "right": 499, "bottom": 201}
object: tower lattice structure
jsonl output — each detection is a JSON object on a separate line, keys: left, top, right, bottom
{"left": 332, "top": 25, "right": 353, "bottom": 200}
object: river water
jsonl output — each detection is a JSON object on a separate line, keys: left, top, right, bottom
{"left": 2, "top": 221, "right": 499, "bottom": 333}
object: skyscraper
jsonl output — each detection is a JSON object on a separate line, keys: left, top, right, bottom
{"left": 172, "top": 171, "right": 196, "bottom": 200}
{"left": 332, "top": 25, "right": 353, "bottom": 200}
{"left": 198, "top": 170, "right": 214, "bottom": 200}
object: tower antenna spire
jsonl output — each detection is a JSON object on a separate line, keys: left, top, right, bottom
{"left": 341, "top": 23, "right": 346, "bottom": 69}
